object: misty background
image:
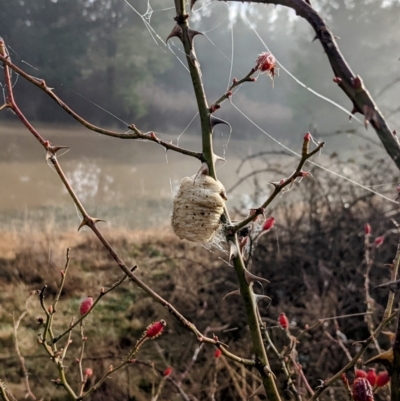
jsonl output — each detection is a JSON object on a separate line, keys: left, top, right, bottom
{"left": 0, "top": 0, "right": 399, "bottom": 229}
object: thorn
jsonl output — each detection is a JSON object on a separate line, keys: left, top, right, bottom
{"left": 78, "top": 218, "right": 88, "bottom": 232}
{"left": 92, "top": 218, "right": 106, "bottom": 225}
{"left": 373, "top": 278, "right": 400, "bottom": 292}
{"left": 349, "top": 104, "right": 362, "bottom": 121}
{"left": 248, "top": 384, "right": 266, "bottom": 399}
{"left": 228, "top": 240, "right": 238, "bottom": 263}
{"left": 190, "top": 0, "right": 198, "bottom": 9}
{"left": 51, "top": 146, "right": 69, "bottom": 155}
{"left": 214, "top": 154, "right": 226, "bottom": 164}
{"left": 253, "top": 294, "right": 272, "bottom": 306}
{"left": 223, "top": 289, "right": 241, "bottom": 300}
{"left": 194, "top": 162, "right": 209, "bottom": 181}
{"left": 166, "top": 25, "right": 183, "bottom": 43}
{"left": 263, "top": 365, "right": 276, "bottom": 378}
{"left": 210, "top": 116, "right": 231, "bottom": 131}
{"left": 188, "top": 28, "right": 203, "bottom": 44}
{"left": 312, "top": 35, "right": 319, "bottom": 43}
{"left": 268, "top": 181, "right": 281, "bottom": 188}
{"left": 244, "top": 269, "right": 270, "bottom": 286}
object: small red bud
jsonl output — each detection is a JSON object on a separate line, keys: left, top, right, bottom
{"left": 60, "top": 270, "right": 65, "bottom": 277}
{"left": 164, "top": 367, "right": 173, "bottom": 376}
{"left": 333, "top": 76, "right": 342, "bottom": 84}
{"left": 84, "top": 367, "right": 93, "bottom": 378}
{"left": 366, "top": 368, "right": 377, "bottom": 387}
{"left": 255, "top": 52, "right": 277, "bottom": 77}
{"left": 304, "top": 132, "right": 311, "bottom": 141}
{"left": 263, "top": 217, "right": 275, "bottom": 232}
{"left": 279, "top": 312, "right": 289, "bottom": 330}
{"left": 214, "top": 349, "right": 222, "bottom": 358}
{"left": 355, "top": 369, "right": 368, "bottom": 379}
{"left": 352, "top": 378, "right": 373, "bottom": 401}
{"left": 376, "top": 370, "right": 390, "bottom": 387}
{"left": 374, "top": 236, "right": 384, "bottom": 248}
{"left": 393, "top": 130, "right": 397, "bottom": 136}
{"left": 232, "top": 78, "right": 238, "bottom": 84}
{"left": 226, "top": 91, "right": 232, "bottom": 97}
{"left": 145, "top": 320, "right": 166, "bottom": 339}
{"left": 364, "top": 224, "right": 371, "bottom": 235}
{"left": 79, "top": 296, "right": 94, "bottom": 315}
{"left": 249, "top": 77, "right": 257, "bottom": 82}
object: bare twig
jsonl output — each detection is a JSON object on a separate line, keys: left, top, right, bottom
{"left": 0, "top": 54, "right": 202, "bottom": 161}
{"left": 0, "top": 382, "right": 13, "bottom": 401}
{"left": 11, "top": 294, "right": 37, "bottom": 400}
{"left": 363, "top": 231, "right": 381, "bottom": 352}
{"left": 229, "top": 136, "right": 324, "bottom": 233}
{"left": 210, "top": 67, "right": 258, "bottom": 111}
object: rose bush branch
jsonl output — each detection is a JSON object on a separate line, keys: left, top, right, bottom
{"left": 52, "top": 267, "right": 136, "bottom": 344}
{"left": 363, "top": 224, "right": 382, "bottom": 353}
{"left": 209, "top": 67, "right": 258, "bottom": 112}
{"left": 210, "top": 53, "right": 277, "bottom": 112}
{"left": 11, "top": 294, "right": 37, "bottom": 400}
{"left": 77, "top": 324, "right": 87, "bottom": 397}
{"left": 230, "top": 134, "right": 324, "bottom": 233}
{"left": 0, "top": 53, "right": 201, "bottom": 161}
{"left": 173, "top": 1, "right": 282, "bottom": 399}
{"left": 216, "top": 0, "right": 400, "bottom": 170}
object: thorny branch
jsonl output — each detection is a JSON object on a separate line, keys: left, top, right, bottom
{"left": 0, "top": 54, "right": 202, "bottom": 161}
{"left": 217, "top": 0, "right": 400, "bottom": 171}
{"left": 229, "top": 134, "right": 325, "bottom": 233}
